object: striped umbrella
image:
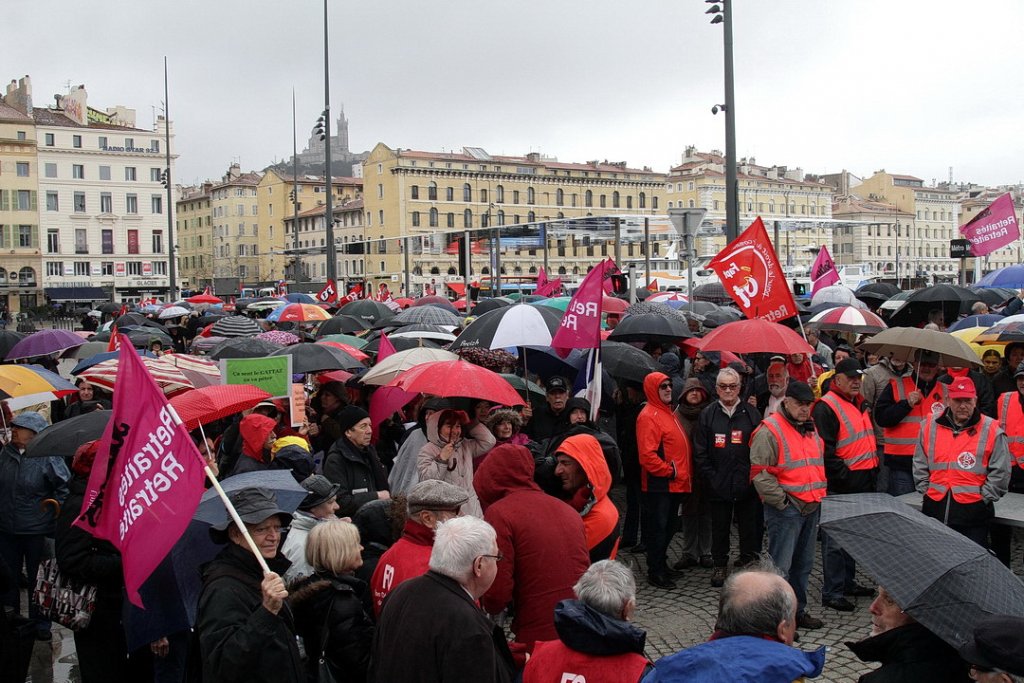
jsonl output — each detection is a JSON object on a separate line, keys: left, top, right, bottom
{"left": 646, "top": 291, "right": 689, "bottom": 303}
{"left": 156, "top": 353, "right": 221, "bottom": 388}
{"left": 267, "top": 303, "right": 332, "bottom": 323}
{"left": 77, "top": 356, "right": 194, "bottom": 396}
{"left": 210, "top": 316, "right": 262, "bottom": 338}
{"left": 808, "top": 306, "right": 887, "bottom": 334}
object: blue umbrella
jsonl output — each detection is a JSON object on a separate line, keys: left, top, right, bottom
{"left": 947, "top": 314, "right": 1005, "bottom": 333}
{"left": 70, "top": 348, "right": 156, "bottom": 375}
{"left": 281, "top": 292, "right": 317, "bottom": 304}
{"left": 975, "top": 264, "right": 1024, "bottom": 289}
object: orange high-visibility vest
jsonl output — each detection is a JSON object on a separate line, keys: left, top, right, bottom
{"left": 921, "top": 415, "right": 998, "bottom": 505}
{"left": 756, "top": 414, "right": 827, "bottom": 503}
{"left": 882, "top": 377, "right": 949, "bottom": 458}
{"left": 820, "top": 391, "right": 879, "bottom": 471}
{"left": 997, "top": 392, "right": 1024, "bottom": 470}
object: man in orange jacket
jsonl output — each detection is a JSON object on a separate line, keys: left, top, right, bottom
{"left": 554, "top": 433, "right": 620, "bottom": 562}
{"left": 636, "top": 371, "right": 692, "bottom": 589}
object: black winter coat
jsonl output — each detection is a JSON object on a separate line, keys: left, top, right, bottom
{"left": 196, "top": 543, "right": 303, "bottom": 683}
{"left": 847, "top": 622, "right": 970, "bottom": 683}
{"left": 289, "top": 573, "right": 374, "bottom": 683}
{"left": 692, "top": 401, "right": 762, "bottom": 501}
{"left": 370, "top": 571, "right": 514, "bottom": 683}
{"left": 322, "top": 436, "right": 389, "bottom": 518}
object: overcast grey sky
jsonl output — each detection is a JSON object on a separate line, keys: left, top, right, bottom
{"left": 7, "top": 0, "right": 1023, "bottom": 188}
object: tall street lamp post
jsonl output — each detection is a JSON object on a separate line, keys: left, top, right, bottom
{"left": 322, "top": 0, "right": 336, "bottom": 284}
{"left": 707, "top": 1, "right": 738, "bottom": 243}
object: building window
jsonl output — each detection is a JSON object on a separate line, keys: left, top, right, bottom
{"left": 688, "top": 199, "right": 695, "bottom": 208}
{"left": 151, "top": 195, "right": 162, "bottom": 214}
{"left": 600, "top": 194, "right": 607, "bottom": 208}
{"left": 46, "top": 262, "right": 62, "bottom": 277}
{"left": 74, "top": 192, "right": 86, "bottom": 213}
{"left": 125, "top": 137, "right": 135, "bottom": 149}
{"left": 127, "top": 229, "right": 139, "bottom": 254}
{"left": 151, "top": 140, "right": 160, "bottom": 153}
{"left": 44, "top": 163, "right": 57, "bottom": 178}
{"left": 126, "top": 194, "right": 138, "bottom": 214}
{"left": 73, "top": 135, "right": 82, "bottom": 148}
{"left": 585, "top": 190, "right": 593, "bottom": 208}
{"left": 495, "top": 185, "right": 504, "bottom": 203}
{"left": 98, "top": 136, "right": 107, "bottom": 149}
{"left": 463, "top": 184, "right": 472, "bottom": 202}
{"left": 513, "top": 190, "right": 520, "bottom": 204}
{"left": 428, "top": 182, "right": 437, "bottom": 200}
{"left": 429, "top": 208, "right": 438, "bottom": 227}
{"left": 480, "top": 189, "right": 488, "bottom": 203}
{"left": 556, "top": 189, "right": 564, "bottom": 206}
{"left": 463, "top": 209, "right": 472, "bottom": 228}
{"left": 626, "top": 195, "right": 633, "bottom": 209}
{"left": 74, "top": 261, "right": 89, "bottom": 276}
{"left": 446, "top": 187, "right": 454, "bottom": 201}
{"left": 128, "top": 262, "right": 142, "bottom": 276}
{"left": 497, "top": 210, "right": 505, "bottom": 225}
{"left": 16, "top": 162, "right": 29, "bottom": 177}
{"left": 125, "top": 167, "right": 137, "bottom": 181}
{"left": 102, "top": 230, "right": 113, "bottom": 254}
{"left": 44, "top": 133, "right": 54, "bottom": 146}
{"left": 377, "top": 183, "right": 383, "bottom": 199}
{"left": 101, "top": 262, "right": 113, "bottom": 276}
{"left": 527, "top": 187, "right": 535, "bottom": 205}
{"left": 47, "top": 229, "right": 59, "bottom": 253}
{"left": 150, "top": 168, "right": 162, "bottom": 182}
{"left": 152, "top": 230, "right": 163, "bottom": 253}
{"left": 72, "top": 164, "right": 84, "bottom": 179}
{"left": 612, "top": 191, "right": 620, "bottom": 208}
{"left": 412, "top": 211, "right": 421, "bottom": 227}
{"left": 100, "top": 193, "right": 112, "bottom": 214}
{"left": 411, "top": 185, "right": 419, "bottom": 200}
{"left": 446, "top": 212, "right": 455, "bottom": 228}
{"left": 46, "top": 192, "right": 58, "bottom": 212}
{"left": 75, "top": 229, "right": 88, "bottom": 254}
{"left": 98, "top": 165, "right": 112, "bottom": 181}
{"left": 528, "top": 211, "right": 536, "bottom": 223}
{"left": 18, "top": 225, "right": 33, "bottom": 248}
{"left": 153, "top": 261, "right": 167, "bottom": 275}
{"left": 639, "top": 192, "right": 646, "bottom": 209}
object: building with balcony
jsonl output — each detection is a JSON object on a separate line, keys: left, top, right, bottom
{"left": 0, "top": 86, "right": 41, "bottom": 313}
{"left": 283, "top": 199, "right": 364, "bottom": 286}
{"left": 176, "top": 182, "right": 213, "bottom": 292}
{"left": 210, "top": 164, "right": 262, "bottom": 285}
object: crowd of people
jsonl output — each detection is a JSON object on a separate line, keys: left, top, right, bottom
{"left": 0, "top": 287, "right": 1023, "bottom": 683}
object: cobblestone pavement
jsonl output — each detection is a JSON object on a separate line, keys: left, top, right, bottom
{"left": 23, "top": 491, "right": 1024, "bottom": 683}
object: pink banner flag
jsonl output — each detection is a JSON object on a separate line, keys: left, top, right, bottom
{"left": 960, "top": 193, "right": 1019, "bottom": 256}
{"left": 75, "top": 335, "right": 207, "bottom": 607}
{"left": 552, "top": 259, "right": 617, "bottom": 355}
{"left": 810, "top": 245, "right": 840, "bottom": 295}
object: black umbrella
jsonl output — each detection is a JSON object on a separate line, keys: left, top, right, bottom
{"left": 692, "top": 282, "right": 732, "bottom": 305}
{"left": 0, "top": 330, "right": 26, "bottom": 358}
{"left": 821, "top": 493, "right": 1024, "bottom": 648}
{"left": 26, "top": 411, "right": 111, "bottom": 459}
{"left": 468, "top": 298, "right": 510, "bottom": 316}
{"left": 703, "top": 309, "right": 742, "bottom": 328}
{"left": 115, "top": 312, "right": 167, "bottom": 332}
{"left": 121, "top": 326, "right": 173, "bottom": 349}
{"left": 363, "top": 336, "right": 441, "bottom": 355}
{"left": 338, "top": 299, "right": 396, "bottom": 324}
{"left": 270, "top": 343, "right": 365, "bottom": 373}
{"left": 854, "top": 282, "right": 901, "bottom": 305}
{"left": 381, "top": 306, "right": 461, "bottom": 328}
{"left": 208, "top": 337, "right": 284, "bottom": 360}
{"left": 317, "top": 314, "right": 370, "bottom": 337}
{"left": 971, "top": 287, "right": 1016, "bottom": 308}
{"left": 608, "top": 313, "right": 692, "bottom": 343}
{"left": 97, "top": 302, "right": 121, "bottom": 314}
{"left": 210, "top": 316, "right": 262, "bottom": 338}
{"left": 887, "top": 285, "right": 980, "bottom": 328}
{"left": 600, "top": 341, "right": 661, "bottom": 383}
{"left": 624, "top": 301, "right": 689, "bottom": 322}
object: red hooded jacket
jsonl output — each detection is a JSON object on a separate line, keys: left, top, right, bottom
{"left": 474, "top": 444, "right": 590, "bottom": 650}
{"left": 556, "top": 434, "right": 620, "bottom": 561}
{"left": 636, "top": 372, "right": 692, "bottom": 493}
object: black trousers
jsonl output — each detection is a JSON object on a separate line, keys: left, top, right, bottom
{"left": 645, "top": 492, "right": 684, "bottom": 577}
{"left": 709, "top": 495, "right": 764, "bottom": 567}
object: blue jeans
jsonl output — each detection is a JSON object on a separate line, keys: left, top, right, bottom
{"left": 820, "top": 530, "right": 856, "bottom": 601}
{"left": 763, "top": 503, "right": 819, "bottom": 614}
{"left": 887, "top": 468, "right": 915, "bottom": 497}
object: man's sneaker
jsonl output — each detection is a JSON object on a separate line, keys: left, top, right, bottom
{"left": 797, "top": 612, "right": 824, "bottom": 630}
{"left": 823, "top": 597, "right": 856, "bottom": 612}
{"left": 711, "top": 566, "right": 728, "bottom": 588}
{"left": 845, "top": 583, "right": 875, "bottom": 598}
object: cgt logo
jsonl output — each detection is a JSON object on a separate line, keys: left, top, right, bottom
{"left": 560, "top": 674, "right": 586, "bottom": 683}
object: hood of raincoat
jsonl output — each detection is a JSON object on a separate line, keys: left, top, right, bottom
{"left": 555, "top": 433, "right": 612, "bottom": 501}
{"left": 643, "top": 371, "right": 672, "bottom": 413}
{"left": 425, "top": 409, "right": 470, "bottom": 447}
{"left": 240, "top": 413, "right": 278, "bottom": 461}
{"left": 473, "top": 443, "right": 541, "bottom": 509}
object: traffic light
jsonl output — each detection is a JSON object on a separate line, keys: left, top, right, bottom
{"left": 457, "top": 237, "right": 467, "bottom": 277}
{"left": 313, "top": 114, "right": 326, "bottom": 141}
{"left": 609, "top": 273, "right": 629, "bottom": 295}
{"left": 288, "top": 190, "right": 296, "bottom": 203}
{"left": 160, "top": 168, "right": 170, "bottom": 188}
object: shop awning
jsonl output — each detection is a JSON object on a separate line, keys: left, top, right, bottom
{"left": 446, "top": 282, "right": 466, "bottom": 295}
{"left": 44, "top": 287, "right": 108, "bottom": 302}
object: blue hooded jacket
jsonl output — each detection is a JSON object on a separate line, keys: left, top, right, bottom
{"left": 643, "top": 635, "right": 825, "bottom": 683}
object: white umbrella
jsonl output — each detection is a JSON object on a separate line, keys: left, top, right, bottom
{"left": 810, "top": 285, "right": 866, "bottom": 309}
{"left": 87, "top": 310, "right": 103, "bottom": 318}
{"left": 158, "top": 305, "right": 190, "bottom": 319}
{"left": 360, "top": 347, "right": 459, "bottom": 386}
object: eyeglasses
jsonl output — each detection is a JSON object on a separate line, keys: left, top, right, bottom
{"left": 717, "top": 383, "right": 739, "bottom": 390}
{"left": 969, "top": 664, "right": 995, "bottom": 674}
{"left": 658, "top": 383, "right": 672, "bottom": 390}
{"left": 479, "top": 553, "right": 504, "bottom": 563}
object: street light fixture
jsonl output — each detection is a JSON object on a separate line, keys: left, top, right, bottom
{"left": 706, "top": 0, "right": 738, "bottom": 243}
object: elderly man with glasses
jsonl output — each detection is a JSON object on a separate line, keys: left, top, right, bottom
{"left": 692, "top": 367, "right": 764, "bottom": 588}
{"left": 636, "top": 372, "right": 693, "bottom": 589}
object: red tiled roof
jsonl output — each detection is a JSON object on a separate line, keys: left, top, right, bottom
{"left": 395, "top": 148, "right": 659, "bottom": 176}
{"left": 0, "top": 101, "right": 32, "bottom": 122}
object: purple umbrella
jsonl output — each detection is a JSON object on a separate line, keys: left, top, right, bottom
{"left": 6, "top": 329, "right": 86, "bottom": 360}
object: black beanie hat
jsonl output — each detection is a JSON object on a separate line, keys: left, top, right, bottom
{"left": 337, "top": 405, "right": 370, "bottom": 434}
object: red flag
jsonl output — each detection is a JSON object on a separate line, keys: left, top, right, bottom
{"left": 106, "top": 324, "right": 120, "bottom": 352}
{"left": 202, "top": 286, "right": 211, "bottom": 296}
{"left": 74, "top": 336, "right": 207, "bottom": 607}
{"left": 810, "top": 245, "right": 840, "bottom": 295}
{"left": 552, "top": 259, "right": 617, "bottom": 355}
{"left": 316, "top": 279, "right": 338, "bottom": 304}
{"left": 646, "top": 278, "right": 659, "bottom": 292}
{"left": 600, "top": 261, "right": 622, "bottom": 294}
{"left": 709, "top": 217, "right": 797, "bottom": 323}
{"left": 377, "top": 332, "right": 398, "bottom": 361}
{"left": 960, "top": 192, "right": 1019, "bottom": 256}
{"left": 340, "top": 284, "right": 363, "bottom": 304}
{"left": 536, "top": 267, "right": 549, "bottom": 291}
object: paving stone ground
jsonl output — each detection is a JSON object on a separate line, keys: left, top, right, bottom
{"left": 23, "top": 485, "right": 1024, "bottom": 683}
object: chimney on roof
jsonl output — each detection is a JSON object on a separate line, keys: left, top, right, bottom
{"left": 526, "top": 152, "right": 541, "bottom": 162}
{"left": 2, "top": 75, "right": 32, "bottom": 115}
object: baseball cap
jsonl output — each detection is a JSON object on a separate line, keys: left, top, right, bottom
{"left": 947, "top": 377, "right": 977, "bottom": 399}
{"left": 1014, "top": 361, "right": 1024, "bottom": 379}
{"left": 546, "top": 376, "right": 569, "bottom": 393}
{"left": 835, "top": 358, "right": 864, "bottom": 378}
{"left": 785, "top": 381, "right": 815, "bottom": 403}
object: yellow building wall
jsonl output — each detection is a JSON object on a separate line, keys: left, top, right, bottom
{"left": 0, "top": 118, "right": 41, "bottom": 313}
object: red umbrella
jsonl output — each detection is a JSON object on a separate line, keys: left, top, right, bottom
{"left": 680, "top": 337, "right": 742, "bottom": 366}
{"left": 316, "top": 341, "right": 370, "bottom": 362}
{"left": 393, "top": 297, "right": 415, "bottom": 309}
{"left": 318, "top": 369, "right": 353, "bottom": 384}
{"left": 698, "top": 318, "right": 815, "bottom": 356}
{"left": 602, "top": 296, "right": 629, "bottom": 313}
{"left": 387, "top": 359, "right": 524, "bottom": 406}
{"left": 186, "top": 293, "right": 223, "bottom": 305}
{"left": 169, "top": 384, "right": 272, "bottom": 430}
